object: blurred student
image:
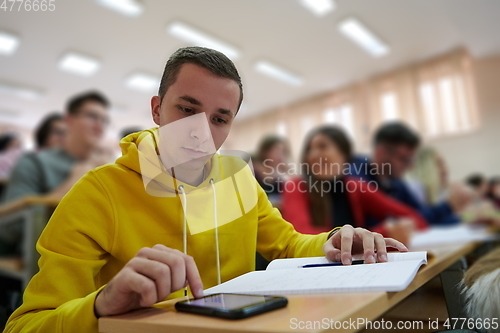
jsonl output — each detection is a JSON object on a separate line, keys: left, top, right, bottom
{"left": 34, "top": 113, "right": 66, "bottom": 150}
{"left": 282, "top": 125, "right": 427, "bottom": 244}
{"left": 488, "top": 177, "right": 500, "bottom": 209}
{"left": 0, "top": 133, "right": 23, "bottom": 179}
{"left": 406, "top": 147, "right": 448, "bottom": 205}
{"left": 464, "top": 173, "right": 500, "bottom": 226}
{"left": 350, "top": 122, "right": 471, "bottom": 225}
{"left": 253, "top": 135, "right": 291, "bottom": 208}
{"left": 5, "top": 47, "right": 406, "bottom": 333}
{"left": 467, "top": 173, "right": 489, "bottom": 198}
{"left": 1, "top": 91, "right": 112, "bottom": 203}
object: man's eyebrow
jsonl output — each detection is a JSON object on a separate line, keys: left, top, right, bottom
{"left": 179, "top": 95, "right": 234, "bottom": 118}
{"left": 179, "top": 95, "right": 202, "bottom": 106}
{"left": 218, "top": 109, "right": 234, "bottom": 118}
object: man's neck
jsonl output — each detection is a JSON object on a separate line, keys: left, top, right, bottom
{"left": 171, "top": 164, "right": 209, "bottom": 187}
{"left": 63, "top": 135, "right": 93, "bottom": 161}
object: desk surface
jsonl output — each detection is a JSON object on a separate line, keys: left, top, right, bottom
{"left": 0, "top": 196, "right": 59, "bottom": 218}
{"left": 99, "top": 242, "right": 478, "bottom": 333}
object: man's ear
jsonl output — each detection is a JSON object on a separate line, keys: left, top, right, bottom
{"left": 151, "top": 96, "right": 161, "bottom": 126}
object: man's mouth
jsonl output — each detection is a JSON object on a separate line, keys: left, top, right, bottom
{"left": 182, "top": 147, "right": 209, "bottom": 157}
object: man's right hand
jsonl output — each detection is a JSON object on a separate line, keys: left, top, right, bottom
{"left": 94, "top": 244, "right": 204, "bottom": 318}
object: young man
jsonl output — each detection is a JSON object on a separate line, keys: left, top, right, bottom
{"left": 5, "top": 47, "right": 406, "bottom": 333}
{"left": 350, "top": 122, "right": 471, "bottom": 225}
{"left": 2, "top": 91, "right": 112, "bottom": 203}
{"left": 0, "top": 91, "right": 112, "bottom": 256}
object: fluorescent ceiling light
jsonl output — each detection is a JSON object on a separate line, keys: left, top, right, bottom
{"left": 125, "top": 72, "right": 159, "bottom": 93}
{"left": 254, "top": 60, "right": 303, "bottom": 86}
{"left": 59, "top": 52, "right": 101, "bottom": 76}
{"left": 95, "top": 0, "right": 143, "bottom": 17}
{"left": 338, "top": 18, "right": 389, "bottom": 57}
{"left": 0, "top": 83, "right": 43, "bottom": 100}
{"left": 0, "top": 31, "right": 20, "bottom": 56}
{"left": 167, "top": 21, "right": 240, "bottom": 60}
{"left": 299, "top": 0, "right": 336, "bottom": 17}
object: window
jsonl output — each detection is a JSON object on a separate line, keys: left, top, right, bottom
{"left": 323, "top": 104, "right": 355, "bottom": 139}
{"left": 276, "top": 121, "right": 287, "bottom": 136}
{"left": 419, "top": 74, "right": 473, "bottom": 137}
{"left": 380, "top": 92, "right": 398, "bottom": 121}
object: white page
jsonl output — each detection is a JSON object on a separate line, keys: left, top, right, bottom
{"left": 266, "top": 252, "right": 427, "bottom": 270}
{"left": 409, "top": 225, "right": 494, "bottom": 250}
{"left": 205, "top": 259, "right": 427, "bottom": 295}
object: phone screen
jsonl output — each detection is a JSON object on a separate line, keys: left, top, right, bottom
{"left": 184, "top": 294, "right": 269, "bottom": 310}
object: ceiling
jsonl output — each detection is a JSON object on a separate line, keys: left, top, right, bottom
{"left": 1, "top": 0, "right": 500, "bottom": 141}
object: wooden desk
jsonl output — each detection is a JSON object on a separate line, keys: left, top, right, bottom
{"left": 0, "top": 196, "right": 59, "bottom": 218}
{"left": 99, "top": 242, "right": 479, "bottom": 333}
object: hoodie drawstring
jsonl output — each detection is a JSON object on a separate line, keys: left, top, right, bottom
{"left": 178, "top": 185, "right": 188, "bottom": 296}
{"left": 209, "top": 179, "right": 221, "bottom": 285}
{"left": 178, "top": 179, "right": 222, "bottom": 294}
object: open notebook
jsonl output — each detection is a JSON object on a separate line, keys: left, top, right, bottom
{"left": 205, "top": 252, "right": 427, "bottom": 295}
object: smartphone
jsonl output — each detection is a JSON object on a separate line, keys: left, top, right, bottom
{"left": 175, "top": 293, "right": 288, "bottom": 319}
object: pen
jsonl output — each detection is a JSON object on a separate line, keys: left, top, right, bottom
{"left": 300, "top": 260, "right": 364, "bottom": 268}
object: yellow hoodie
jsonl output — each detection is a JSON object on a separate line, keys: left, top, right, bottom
{"left": 5, "top": 128, "right": 329, "bottom": 333}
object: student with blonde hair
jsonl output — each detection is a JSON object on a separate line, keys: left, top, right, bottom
{"left": 406, "top": 146, "right": 448, "bottom": 206}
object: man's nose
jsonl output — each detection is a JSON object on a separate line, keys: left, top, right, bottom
{"left": 190, "top": 125, "right": 210, "bottom": 142}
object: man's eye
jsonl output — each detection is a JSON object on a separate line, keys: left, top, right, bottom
{"left": 215, "top": 117, "right": 227, "bottom": 124}
{"left": 179, "top": 106, "right": 194, "bottom": 113}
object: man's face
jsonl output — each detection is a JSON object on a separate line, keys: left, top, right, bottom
{"left": 151, "top": 63, "right": 240, "bottom": 170}
{"left": 375, "top": 143, "right": 416, "bottom": 179}
{"left": 66, "top": 100, "right": 108, "bottom": 147}
{"left": 47, "top": 120, "right": 66, "bottom": 149}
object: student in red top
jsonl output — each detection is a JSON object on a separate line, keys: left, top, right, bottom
{"left": 282, "top": 125, "right": 427, "bottom": 244}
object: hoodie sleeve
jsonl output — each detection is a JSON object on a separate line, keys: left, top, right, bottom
{"left": 255, "top": 182, "right": 328, "bottom": 261}
{"left": 4, "top": 169, "right": 115, "bottom": 333}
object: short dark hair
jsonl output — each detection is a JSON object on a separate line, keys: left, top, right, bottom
{"left": 66, "top": 91, "right": 109, "bottom": 115}
{"left": 35, "top": 112, "right": 63, "bottom": 148}
{"left": 0, "top": 133, "right": 17, "bottom": 152}
{"left": 158, "top": 46, "right": 243, "bottom": 110}
{"left": 466, "top": 173, "right": 486, "bottom": 189}
{"left": 373, "top": 122, "right": 420, "bottom": 149}
{"left": 256, "top": 135, "right": 290, "bottom": 162}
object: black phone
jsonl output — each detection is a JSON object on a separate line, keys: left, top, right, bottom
{"left": 175, "top": 293, "right": 288, "bottom": 319}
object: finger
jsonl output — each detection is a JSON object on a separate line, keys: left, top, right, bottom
{"left": 358, "top": 229, "right": 376, "bottom": 264}
{"left": 384, "top": 238, "right": 409, "bottom": 252}
{"left": 127, "top": 257, "right": 172, "bottom": 301}
{"left": 184, "top": 255, "right": 204, "bottom": 298}
{"left": 373, "top": 233, "right": 388, "bottom": 262}
{"left": 339, "top": 225, "right": 354, "bottom": 265}
{"left": 136, "top": 247, "right": 186, "bottom": 292}
{"left": 124, "top": 268, "right": 158, "bottom": 307}
{"left": 147, "top": 245, "right": 204, "bottom": 298}
{"left": 322, "top": 241, "right": 341, "bottom": 262}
